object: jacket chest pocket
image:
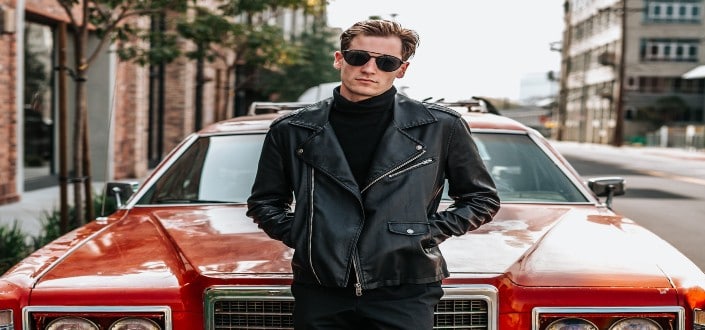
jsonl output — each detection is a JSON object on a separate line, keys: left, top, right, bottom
{"left": 388, "top": 222, "right": 430, "bottom": 236}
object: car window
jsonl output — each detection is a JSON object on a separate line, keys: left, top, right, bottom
{"left": 458, "top": 132, "right": 588, "bottom": 203}
{"left": 136, "top": 131, "right": 587, "bottom": 205}
{"left": 137, "top": 134, "right": 265, "bottom": 204}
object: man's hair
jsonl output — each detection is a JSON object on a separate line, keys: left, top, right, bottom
{"left": 340, "top": 19, "right": 420, "bottom": 61}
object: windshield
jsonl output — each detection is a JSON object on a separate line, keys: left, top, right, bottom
{"left": 136, "top": 132, "right": 587, "bottom": 205}
{"left": 471, "top": 133, "right": 587, "bottom": 203}
{"left": 137, "top": 134, "right": 265, "bottom": 204}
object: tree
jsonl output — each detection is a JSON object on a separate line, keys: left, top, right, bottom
{"left": 56, "top": 0, "right": 190, "bottom": 228}
{"left": 258, "top": 18, "right": 339, "bottom": 101}
{"left": 56, "top": 0, "right": 327, "bottom": 230}
{"left": 172, "top": 5, "right": 300, "bottom": 119}
{"left": 119, "top": 0, "right": 323, "bottom": 120}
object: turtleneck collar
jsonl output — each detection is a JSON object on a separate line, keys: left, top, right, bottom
{"left": 333, "top": 86, "right": 397, "bottom": 113}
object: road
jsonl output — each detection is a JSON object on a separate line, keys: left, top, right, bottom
{"left": 551, "top": 141, "right": 705, "bottom": 271}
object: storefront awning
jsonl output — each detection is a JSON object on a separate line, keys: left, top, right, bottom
{"left": 682, "top": 65, "right": 705, "bottom": 79}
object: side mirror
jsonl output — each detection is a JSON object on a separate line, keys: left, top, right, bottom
{"left": 587, "top": 177, "right": 625, "bottom": 210}
{"left": 103, "top": 181, "right": 138, "bottom": 210}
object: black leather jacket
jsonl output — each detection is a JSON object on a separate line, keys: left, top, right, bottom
{"left": 247, "top": 94, "right": 500, "bottom": 291}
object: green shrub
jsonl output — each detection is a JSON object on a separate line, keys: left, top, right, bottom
{"left": 0, "top": 221, "right": 30, "bottom": 274}
{"left": 1, "top": 192, "right": 117, "bottom": 274}
{"left": 31, "top": 193, "right": 114, "bottom": 250}
{"left": 30, "top": 208, "right": 77, "bottom": 251}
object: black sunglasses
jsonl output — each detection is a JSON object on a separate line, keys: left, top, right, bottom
{"left": 341, "top": 50, "right": 404, "bottom": 72}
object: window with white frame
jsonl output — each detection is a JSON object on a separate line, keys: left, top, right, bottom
{"left": 642, "top": 39, "right": 699, "bottom": 61}
{"left": 646, "top": 1, "right": 702, "bottom": 22}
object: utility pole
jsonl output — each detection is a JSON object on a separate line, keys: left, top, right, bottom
{"left": 556, "top": 0, "right": 572, "bottom": 141}
{"left": 612, "top": 0, "right": 627, "bottom": 147}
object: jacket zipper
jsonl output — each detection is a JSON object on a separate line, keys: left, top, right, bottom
{"left": 353, "top": 257, "right": 363, "bottom": 296}
{"left": 308, "top": 167, "right": 322, "bottom": 284}
{"left": 387, "top": 158, "right": 434, "bottom": 178}
{"left": 352, "top": 150, "right": 427, "bottom": 295}
{"left": 361, "top": 150, "right": 426, "bottom": 193}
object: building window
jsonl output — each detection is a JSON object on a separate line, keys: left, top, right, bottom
{"left": 626, "top": 76, "right": 639, "bottom": 90}
{"left": 639, "top": 76, "right": 704, "bottom": 94}
{"left": 641, "top": 39, "right": 699, "bottom": 62}
{"left": 645, "top": 1, "right": 702, "bottom": 23}
{"left": 23, "top": 21, "right": 56, "bottom": 189}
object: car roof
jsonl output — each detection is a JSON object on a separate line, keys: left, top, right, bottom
{"left": 198, "top": 105, "right": 532, "bottom": 135}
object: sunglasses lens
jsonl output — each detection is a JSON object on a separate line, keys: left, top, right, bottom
{"left": 343, "top": 51, "right": 371, "bottom": 66}
{"left": 343, "top": 50, "right": 403, "bottom": 72}
{"left": 376, "top": 56, "right": 402, "bottom": 72}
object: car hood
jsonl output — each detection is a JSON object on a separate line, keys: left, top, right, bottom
{"left": 34, "top": 204, "right": 691, "bottom": 289}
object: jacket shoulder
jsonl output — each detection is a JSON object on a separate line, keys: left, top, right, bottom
{"left": 423, "top": 102, "right": 462, "bottom": 119}
{"left": 269, "top": 101, "right": 324, "bottom": 127}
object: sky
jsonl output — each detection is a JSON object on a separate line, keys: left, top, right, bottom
{"left": 325, "top": 1, "right": 564, "bottom": 102}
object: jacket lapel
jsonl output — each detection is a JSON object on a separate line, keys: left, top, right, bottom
{"left": 363, "top": 96, "right": 437, "bottom": 191}
{"left": 289, "top": 100, "right": 361, "bottom": 197}
{"left": 287, "top": 95, "right": 438, "bottom": 196}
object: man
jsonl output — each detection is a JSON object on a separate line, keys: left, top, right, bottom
{"left": 247, "top": 19, "right": 500, "bottom": 329}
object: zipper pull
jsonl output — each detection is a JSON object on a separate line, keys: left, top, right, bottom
{"left": 354, "top": 282, "right": 363, "bottom": 296}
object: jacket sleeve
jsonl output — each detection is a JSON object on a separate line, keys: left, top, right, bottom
{"left": 246, "top": 129, "right": 295, "bottom": 248}
{"left": 429, "top": 117, "right": 500, "bottom": 241}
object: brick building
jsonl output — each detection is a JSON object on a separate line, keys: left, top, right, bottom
{"left": 1, "top": 0, "right": 313, "bottom": 208}
{"left": 1, "top": 0, "right": 20, "bottom": 205}
{"left": 0, "top": 0, "right": 327, "bottom": 210}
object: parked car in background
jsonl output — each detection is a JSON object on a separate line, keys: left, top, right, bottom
{"left": 2, "top": 100, "right": 705, "bottom": 329}
{"left": 296, "top": 81, "right": 339, "bottom": 103}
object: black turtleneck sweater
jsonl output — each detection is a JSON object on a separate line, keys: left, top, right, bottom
{"left": 330, "top": 87, "right": 396, "bottom": 187}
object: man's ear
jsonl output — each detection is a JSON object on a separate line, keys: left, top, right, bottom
{"left": 396, "top": 62, "right": 409, "bottom": 78}
{"left": 333, "top": 51, "right": 343, "bottom": 70}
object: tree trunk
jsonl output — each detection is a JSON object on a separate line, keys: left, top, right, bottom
{"left": 223, "top": 66, "right": 233, "bottom": 119}
{"left": 72, "top": 39, "right": 85, "bottom": 227}
{"left": 58, "top": 22, "right": 70, "bottom": 233}
{"left": 82, "top": 94, "right": 94, "bottom": 222}
{"left": 72, "top": 20, "right": 93, "bottom": 226}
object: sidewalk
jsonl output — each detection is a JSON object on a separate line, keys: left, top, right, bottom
{"left": 0, "top": 183, "right": 105, "bottom": 238}
{"left": 550, "top": 140, "right": 705, "bottom": 183}
{"left": 551, "top": 140, "right": 705, "bottom": 161}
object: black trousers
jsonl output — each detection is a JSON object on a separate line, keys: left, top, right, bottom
{"left": 291, "top": 281, "right": 443, "bottom": 330}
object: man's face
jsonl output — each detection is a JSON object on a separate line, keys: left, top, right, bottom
{"left": 334, "top": 35, "right": 409, "bottom": 102}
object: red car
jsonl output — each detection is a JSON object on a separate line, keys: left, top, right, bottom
{"left": 2, "top": 103, "right": 705, "bottom": 329}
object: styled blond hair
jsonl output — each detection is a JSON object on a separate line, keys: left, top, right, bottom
{"left": 340, "top": 19, "right": 420, "bottom": 61}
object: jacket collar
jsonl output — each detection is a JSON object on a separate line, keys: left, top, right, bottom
{"left": 288, "top": 93, "right": 437, "bottom": 131}
{"left": 288, "top": 94, "right": 438, "bottom": 196}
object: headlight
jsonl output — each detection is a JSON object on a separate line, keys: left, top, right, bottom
{"left": 609, "top": 317, "right": 662, "bottom": 329}
{"left": 109, "top": 317, "right": 160, "bottom": 330}
{"left": 46, "top": 317, "right": 99, "bottom": 330}
{"left": 546, "top": 317, "right": 598, "bottom": 330}
{"left": 0, "top": 310, "right": 12, "bottom": 330}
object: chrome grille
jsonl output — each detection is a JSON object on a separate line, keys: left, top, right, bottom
{"left": 205, "top": 285, "right": 497, "bottom": 330}
{"left": 214, "top": 300, "right": 294, "bottom": 329}
{"left": 435, "top": 299, "right": 489, "bottom": 329}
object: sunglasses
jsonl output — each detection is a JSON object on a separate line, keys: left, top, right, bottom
{"left": 341, "top": 50, "right": 405, "bottom": 72}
